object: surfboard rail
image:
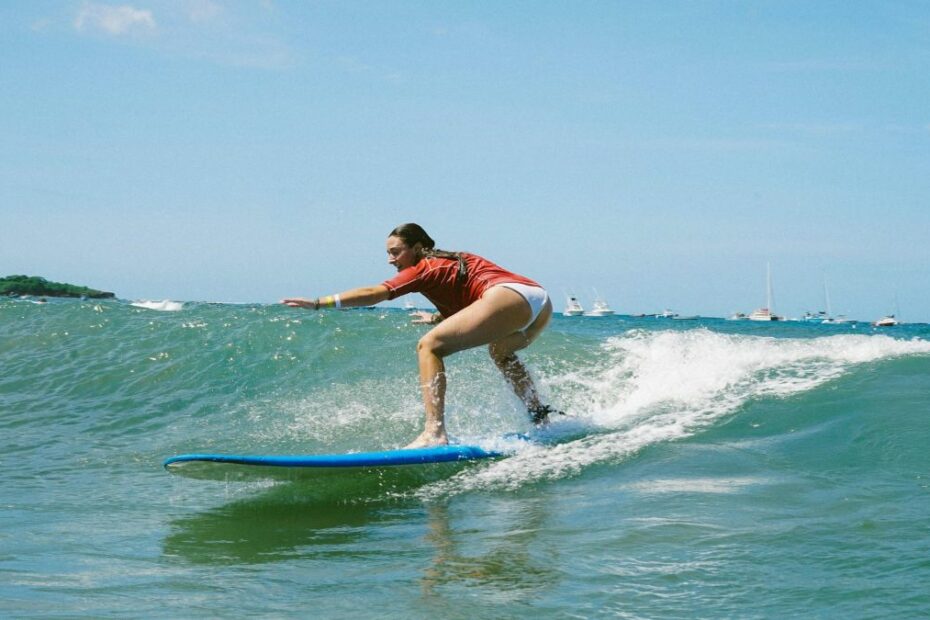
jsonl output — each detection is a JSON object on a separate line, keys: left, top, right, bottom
{"left": 164, "top": 444, "right": 515, "bottom": 484}
{"left": 164, "top": 444, "right": 503, "bottom": 473}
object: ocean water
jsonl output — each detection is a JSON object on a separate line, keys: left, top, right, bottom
{"left": 2, "top": 298, "right": 929, "bottom": 619}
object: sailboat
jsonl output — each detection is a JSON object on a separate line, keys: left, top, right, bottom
{"left": 749, "top": 263, "right": 782, "bottom": 321}
{"left": 563, "top": 294, "right": 585, "bottom": 317}
{"left": 802, "top": 277, "right": 832, "bottom": 322}
{"left": 819, "top": 276, "right": 853, "bottom": 324}
{"left": 801, "top": 311, "right": 829, "bottom": 322}
{"left": 585, "top": 289, "right": 615, "bottom": 316}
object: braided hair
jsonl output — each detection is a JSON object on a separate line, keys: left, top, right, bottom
{"left": 388, "top": 223, "right": 467, "bottom": 282}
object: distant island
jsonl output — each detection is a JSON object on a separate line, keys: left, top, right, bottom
{"left": 1, "top": 275, "right": 115, "bottom": 299}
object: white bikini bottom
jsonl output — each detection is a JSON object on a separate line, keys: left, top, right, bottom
{"left": 492, "top": 283, "right": 549, "bottom": 331}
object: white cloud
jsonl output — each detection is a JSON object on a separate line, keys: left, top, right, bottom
{"left": 75, "top": 3, "right": 156, "bottom": 36}
{"left": 66, "top": 1, "right": 294, "bottom": 69}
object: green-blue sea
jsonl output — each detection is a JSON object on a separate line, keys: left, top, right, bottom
{"left": 3, "top": 297, "right": 930, "bottom": 619}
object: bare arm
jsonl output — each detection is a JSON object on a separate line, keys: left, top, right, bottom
{"left": 281, "top": 285, "right": 390, "bottom": 310}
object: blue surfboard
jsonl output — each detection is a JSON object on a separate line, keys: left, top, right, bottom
{"left": 164, "top": 443, "right": 505, "bottom": 482}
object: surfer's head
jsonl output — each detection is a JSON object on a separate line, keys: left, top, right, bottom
{"left": 387, "top": 223, "right": 433, "bottom": 271}
{"left": 389, "top": 223, "right": 435, "bottom": 251}
{"left": 387, "top": 223, "right": 465, "bottom": 278}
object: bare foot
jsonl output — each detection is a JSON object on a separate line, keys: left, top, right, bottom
{"left": 404, "top": 430, "right": 448, "bottom": 449}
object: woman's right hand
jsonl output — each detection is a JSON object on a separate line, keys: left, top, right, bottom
{"left": 410, "top": 310, "right": 439, "bottom": 325}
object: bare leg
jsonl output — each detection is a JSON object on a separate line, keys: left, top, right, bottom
{"left": 491, "top": 352, "right": 542, "bottom": 411}
{"left": 488, "top": 296, "right": 554, "bottom": 422}
{"left": 404, "top": 343, "right": 449, "bottom": 448}
{"left": 404, "top": 287, "right": 536, "bottom": 448}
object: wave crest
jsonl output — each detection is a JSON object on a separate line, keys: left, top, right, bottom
{"left": 418, "top": 330, "right": 930, "bottom": 498}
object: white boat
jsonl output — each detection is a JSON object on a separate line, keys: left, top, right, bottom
{"left": 873, "top": 315, "right": 898, "bottom": 327}
{"left": 585, "top": 289, "right": 615, "bottom": 316}
{"left": 801, "top": 311, "right": 828, "bottom": 322}
{"left": 816, "top": 276, "right": 854, "bottom": 324}
{"left": 748, "top": 307, "right": 780, "bottom": 321}
{"left": 873, "top": 294, "right": 901, "bottom": 327}
{"left": 800, "top": 277, "right": 832, "bottom": 322}
{"left": 563, "top": 295, "right": 585, "bottom": 316}
{"left": 655, "top": 309, "right": 678, "bottom": 318}
{"left": 749, "top": 263, "right": 782, "bottom": 321}
{"left": 586, "top": 299, "right": 614, "bottom": 316}
{"left": 727, "top": 312, "right": 749, "bottom": 321}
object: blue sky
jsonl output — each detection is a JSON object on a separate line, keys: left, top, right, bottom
{"left": 2, "top": 1, "right": 929, "bottom": 321}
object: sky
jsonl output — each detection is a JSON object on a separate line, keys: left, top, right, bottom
{"left": 2, "top": 1, "right": 929, "bottom": 322}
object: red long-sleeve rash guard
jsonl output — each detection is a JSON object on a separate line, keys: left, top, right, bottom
{"left": 381, "top": 253, "right": 540, "bottom": 319}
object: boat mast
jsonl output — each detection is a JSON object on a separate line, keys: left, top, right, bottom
{"left": 823, "top": 273, "right": 832, "bottom": 317}
{"left": 766, "top": 262, "right": 774, "bottom": 313}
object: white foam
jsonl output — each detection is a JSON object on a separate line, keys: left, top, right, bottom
{"left": 417, "top": 330, "right": 930, "bottom": 498}
{"left": 619, "top": 476, "right": 764, "bottom": 495}
{"left": 131, "top": 299, "right": 184, "bottom": 312}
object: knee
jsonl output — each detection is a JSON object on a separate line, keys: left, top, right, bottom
{"left": 418, "top": 333, "right": 444, "bottom": 358}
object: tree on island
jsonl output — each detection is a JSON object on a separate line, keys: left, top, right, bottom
{"left": 1, "top": 275, "right": 115, "bottom": 299}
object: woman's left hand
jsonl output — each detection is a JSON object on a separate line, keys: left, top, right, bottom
{"left": 281, "top": 297, "right": 316, "bottom": 309}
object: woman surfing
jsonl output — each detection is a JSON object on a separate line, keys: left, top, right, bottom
{"left": 282, "top": 223, "right": 559, "bottom": 448}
